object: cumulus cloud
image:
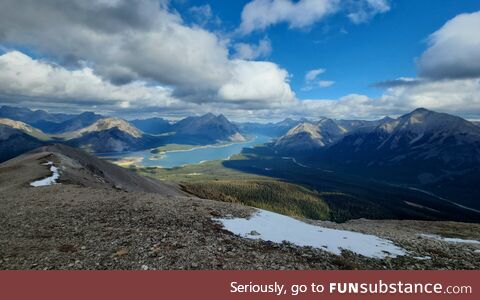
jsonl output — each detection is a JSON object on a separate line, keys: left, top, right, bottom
{"left": 233, "top": 37, "right": 272, "bottom": 60}
{"left": 239, "top": 0, "right": 340, "bottom": 34}
{"left": 2, "top": 49, "right": 479, "bottom": 120}
{"left": 1, "top": 1, "right": 479, "bottom": 121}
{"left": 295, "top": 78, "right": 480, "bottom": 120}
{"left": 0, "top": 0, "right": 294, "bottom": 109}
{"left": 0, "top": 51, "right": 178, "bottom": 110}
{"left": 218, "top": 60, "right": 295, "bottom": 106}
{"left": 238, "top": 0, "right": 390, "bottom": 34}
{"left": 417, "top": 11, "right": 480, "bottom": 80}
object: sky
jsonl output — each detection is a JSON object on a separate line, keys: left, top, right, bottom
{"left": 0, "top": 0, "right": 479, "bottom": 121}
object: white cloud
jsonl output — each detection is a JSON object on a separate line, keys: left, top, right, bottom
{"left": 302, "top": 68, "right": 334, "bottom": 91}
{"left": 2, "top": 50, "right": 479, "bottom": 120}
{"left": 189, "top": 4, "right": 221, "bottom": 27}
{"left": 417, "top": 11, "right": 480, "bottom": 79}
{"left": 296, "top": 78, "right": 480, "bottom": 120}
{"left": 233, "top": 37, "right": 272, "bottom": 60}
{"left": 318, "top": 80, "right": 335, "bottom": 88}
{"left": 238, "top": 0, "right": 390, "bottom": 35}
{"left": 305, "top": 68, "right": 326, "bottom": 81}
{"left": 1, "top": 1, "right": 479, "bottom": 121}
{"left": 0, "top": 0, "right": 297, "bottom": 111}
{"left": 0, "top": 51, "right": 177, "bottom": 109}
{"left": 381, "top": 78, "right": 480, "bottom": 117}
{"left": 239, "top": 0, "right": 340, "bottom": 34}
{"left": 218, "top": 60, "right": 295, "bottom": 105}
{"left": 347, "top": 0, "right": 390, "bottom": 24}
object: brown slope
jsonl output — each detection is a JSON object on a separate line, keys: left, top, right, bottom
{"left": 2, "top": 144, "right": 182, "bottom": 196}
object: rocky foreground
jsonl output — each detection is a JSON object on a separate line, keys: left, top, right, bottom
{"left": 0, "top": 145, "right": 479, "bottom": 270}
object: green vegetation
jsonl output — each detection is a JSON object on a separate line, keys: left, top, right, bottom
{"left": 136, "top": 155, "right": 332, "bottom": 220}
{"left": 181, "top": 180, "right": 330, "bottom": 220}
{"left": 135, "top": 143, "right": 477, "bottom": 223}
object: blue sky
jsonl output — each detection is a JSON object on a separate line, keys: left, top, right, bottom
{"left": 175, "top": 0, "right": 480, "bottom": 100}
{"left": 0, "top": 0, "right": 479, "bottom": 120}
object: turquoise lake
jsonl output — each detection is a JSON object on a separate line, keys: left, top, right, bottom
{"left": 98, "top": 135, "right": 272, "bottom": 168}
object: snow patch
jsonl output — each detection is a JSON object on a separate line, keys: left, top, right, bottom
{"left": 214, "top": 209, "right": 407, "bottom": 259}
{"left": 420, "top": 234, "right": 480, "bottom": 245}
{"left": 413, "top": 256, "right": 431, "bottom": 260}
{"left": 30, "top": 162, "right": 60, "bottom": 187}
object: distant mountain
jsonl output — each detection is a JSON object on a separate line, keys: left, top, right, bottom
{"left": 172, "top": 113, "right": 246, "bottom": 143}
{"left": 0, "top": 118, "right": 50, "bottom": 141}
{"left": 131, "top": 117, "right": 172, "bottom": 135}
{"left": 318, "top": 108, "right": 480, "bottom": 207}
{"left": 335, "top": 116, "right": 394, "bottom": 132}
{"left": 0, "top": 105, "right": 103, "bottom": 133}
{"left": 274, "top": 120, "right": 346, "bottom": 152}
{"left": 33, "top": 112, "right": 103, "bottom": 134}
{"left": 0, "top": 105, "right": 73, "bottom": 124}
{"left": 237, "top": 118, "right": 304, "bottom": 137}
{"left": 240, "top": 117, "right": 394, "bottom": 139}
{"left": 66, "top": 118, "right": 153, "bottom": 152}
{"left": 273, "top": 116, "right": 398, "bottom": 153}
{"left": 325, "top": 108, "right": 480, "bottom": 171}
{"left": 0, "top": 124, "right": 44, "bottom": 162}
{"left": 68, "top": 118, "right": 143, "bottom": 138}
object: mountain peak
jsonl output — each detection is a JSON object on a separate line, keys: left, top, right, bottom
{"left": 0, "top": 118, "right": 49, "bottom": 140}
{"left": 201, "top": 113, "right": 216, "bottom": 119}
{"left": 173, "top": 113, "right": 245, "bottom": 142}
{"left": 78, "top": 118, "right": 143, "bottom": 138}
{"left": 287, "top": 122, "right": 321, "bottom": 138}
{"left": 275, "top": 120, "right": 347, "bottom": 152}
{"left": 412, "top": 107, "right": 430, "bottom": 113}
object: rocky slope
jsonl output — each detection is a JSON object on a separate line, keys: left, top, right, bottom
{"left": 274, "top": 119, "right": 346, "bottom": 152}
{"left": 0, "top": 118, "right": 50, "bottom": 140}
{"left": 64, "top": 118, "right": 153, "bottom": 153}
{"left": 68, "top": 118, "right": 143, "bottom": 139}
{"left": 1, "top": 146, "right": 479, "bottom": 270}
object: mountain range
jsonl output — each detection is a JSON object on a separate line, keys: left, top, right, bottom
{"left": 0, "top": 106, "right": 247, "bottom": 159}
{"left": 273, "top": 116, "right": 394, "bottom": 153}
{"left": 237, "top": 118, "right": 307, "bottom": 137}
{"left": 272, "top": 108, "right": 480, "bottom": 208}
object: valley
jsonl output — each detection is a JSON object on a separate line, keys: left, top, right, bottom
{"left": 2, "top": 105, "right": 479, "bottom": 224}
{"left": 2, "top": 1, "right": 480, "bottom": 274}
{"left": 99, "top": 135, "right": 271, "bottom": 168}
{"left": 2, "top": 105, "right": 480, "bottom": 270}
{"left": 1, "top": 145, "right": 480, "bottom": 270}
